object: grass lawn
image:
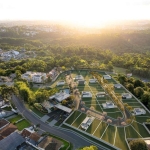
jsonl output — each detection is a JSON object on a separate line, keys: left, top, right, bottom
{"left": 86, "top": 119, "right": 101, "bottom": 134}
{"left": 72, "top": 113, "right": 86, "bottom": 128}
{"left": 65, "top": 111, "right": 81, "bottom": 125}
{"left": 122, "top": 99, "right": 138, "bottom": 103}
{"left": 8, "top": 114, "right": 22, "bottom": 123}
{"left": 125, "top": 125, "right": 142, "bottom": 138}
{"left": 131, "top": 121, "right": 150, "bottom": 137}
{"left": 107, "top": 112, "right": 123, "bottom": 119}
{"left": 113, "top": 66, "right": 127, "bottom": 74}
{"left": 30, "top": 106, "right": 45, "bottom": 117}
{"left": 115, "top": 89, "right": 126, "bottom": 93}
{"left": 126, "top": 103, "right": 142, "bottom": 107}
{"left": 88, "top": 104, "right": 103, "bottom": 112}
{"left": 2, "top": 106, "right": 12, "bottom": 111}
{"left": 107, "top": 79, "right": 117, "bottom": 84}
{"left": 61, "top": 124, "right": 119, "bottom": 150}
{"left": 101, "top": 125, "right": 116, "bottom": 145}
{"left": 114, "top": 127, "right": 128, "bottom": 150}
{"left": 134, "top": 116, "right": 150, "bottom": 123}
{"left": 103, "top": 108, "right": 121, "bottom": 112}
{"left": 93, "top": 121, "right": 108, "bottom": 138}
{"left": 15, "top": 119, "right": 30, "bottom": 131}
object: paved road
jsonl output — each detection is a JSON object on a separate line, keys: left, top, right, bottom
{"left": 12, "top": 95, "right": 106, "bottom": 150}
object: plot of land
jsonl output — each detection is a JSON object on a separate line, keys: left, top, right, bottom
{"left": 61, "top": 70, "right": 150, "bottom": 150}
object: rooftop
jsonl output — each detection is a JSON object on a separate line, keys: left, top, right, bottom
{"left": 0, "top": 123, "right": 17, "bottom": 138}
{"left": 38, "top": 136, "right": 63, "bottom": 150}
{"left": 55, "top": 104, "right": 72, "bottom": 113}
{"left": 50, "top": 92, "right": 70, "bottom": 102}
{"left": 0, "top": 119, "right": 9, "bottom": 129}
{"left": 21, "top": 129, "right": 31, "bottom": 138}
{"left": 0, "top": 132, "right": 25, "bottom": 150}
{"left": 29, "top": 132, "right": 40, "bottom": 142}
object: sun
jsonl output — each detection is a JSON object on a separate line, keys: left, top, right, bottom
{"left": 1, "top": 0, "right": 150, "bottom": 27}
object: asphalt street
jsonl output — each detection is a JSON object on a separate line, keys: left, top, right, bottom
{"left": 12, "top": 95, "right": 107, "bottom": 150}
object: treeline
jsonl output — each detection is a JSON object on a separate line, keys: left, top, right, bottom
{"left": 0, "top": 45, "right": 150, "bottom": 77}
{"left": 116, "top": 74, "right": 150, "bottom": 108}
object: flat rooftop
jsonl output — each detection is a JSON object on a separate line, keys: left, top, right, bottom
{"left": 55, "top": 104, "right": 72, "bottom": 113}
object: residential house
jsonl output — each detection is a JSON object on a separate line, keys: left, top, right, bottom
{"left": 56, "top": 80, "right": 65, "bottom": 86}
{"left": 0, "top": 123, "right": 17, "bottom": 138}
{"left": 103, "top": 75, "right": 111, "bottom": 79}
{"left": 122, "top": 93, "right": 132, "bottom": 99}
{"left": 133, "top": 108, "right": 146, "bottom": 115}
{"left": 82, "top": 91, "right": 92, "bottom": 98}
{"left": 81, "top": 116, "right": 95, "bottom": 130}
{"left": 78, "top": 80, "right": 85, "bottom": 85}
{"left": 21, "top": 71, "right": 47, "bottom": 83}
{"left": 114, "top": 84, "right": 122, "bottom": 89}
{"left": 89, "top": 79, "right": 97, "bottom": 83}
{"left": 74, "top": 75, "right": 84, "bottom": 81}
{"left": 49, "top": 91, "right": 70, "bottom": 103}
{"left": 38, "top": 136, "right": 63, "bottom": 150}
{"left": 0, "top": 132, "right": 25, "bottom": 150}
{"left": 0, "top": 95, "right": 5, "bottom": 107}
{"left": 0, "top": 119, "right": 9, "bottom": 130}
{"left": 96, "top": 92, "right": 106, "bottom": 97}
{"left": 102, "top": 101, "right": 117, "bottom": 109}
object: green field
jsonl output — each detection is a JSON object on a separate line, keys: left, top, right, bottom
{"left": 114, "top": 127, "right": 128, "bottom": 150}
{"left": 125, "top": 125, "right": 142, "bottom": 138}
{"left": 101, "top": 125, "right": 116, "bottom": 145}
{"left": 93, "top": 122, "right": 108, "bottom": 138}
{"left": 66, "top": 111, "right": 81, "bottom": 124}
{"left": 8, "top": 114, "right": 22, "bottom": 123}
{"left": 86, "top": 119, "right": 101, "bottom": 134}
{"left": 62, "top": 70, "right": 150, "bottom": 150}
{"left": 72, "top": 113, "right": 86, "bottom": 128}
{"left": 15, "top": 119, "right": 31, "bottom": 131}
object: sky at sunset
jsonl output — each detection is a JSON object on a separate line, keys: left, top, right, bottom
{"left": 0, "top": 0, "right": 150, "bottom": 27}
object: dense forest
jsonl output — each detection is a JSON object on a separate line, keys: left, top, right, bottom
{"left": 0, "top": 24, "right": 150, "bottom": 78}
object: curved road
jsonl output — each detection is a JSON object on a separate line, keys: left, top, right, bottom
{"left": 12, "top": 95, "right": 106, "bottom": 150}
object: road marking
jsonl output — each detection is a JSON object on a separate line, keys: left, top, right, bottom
{"left": 100, "top": 124, "right": 109, "bottom": 139}
{"left": 131, "top": 124, "right": 143, "bottom": 138}
{"left": 113, "top": 126, "right": 117, "bottom": 145}
{"left": 133, "top": 120, "right": 143, "bottom": 125}
{"left": 92, "top": 121, "right": 102, "bottom": 135}
{"left": 71, "top": 112, "right": 81, "bottom": 126}
{"left": 136, "top": 116, "right": 150, "bottom": 118}
{"left": 124, "top": 127, "right": 126, "bottom": 139}
{"left": 87, "top": 84, "right": 103, "bottom": 111}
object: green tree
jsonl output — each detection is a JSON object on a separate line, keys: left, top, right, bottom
{"left": 141, "top": 92, "right": 150, "bottom": 106}
{"left": 129, "top": 139, "right": 148, "bottom": 150}
{"left": 134, "top": 87, "right": 144, "bottom": 98}
{"left": 80, "top": 145, "right": 98, "bottom": 150}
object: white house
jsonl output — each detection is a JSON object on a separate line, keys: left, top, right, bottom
{"left": 32, "top": 73, "right": 47, "bottom": 83}
{"left": 89, "top": 79, "right": 97, "bottom": 83}
{"left": 57, "top": 81, "right": 65, "bottom": 86}
{"left": 21, "top": 71, "right": 47, "bottom": 83}
{"left": 0, "top": 95, "right": 5, "bottom": 107}
{"left": 103, "top": 75, "right": 111, "bottom": 80}
{"left": 78, "top": 80, "right": 85, "bottom": 85}
{"left": 21, "top": 71, "right": 34, "bottom": 81}
{"left": 82, "top": 91, "right": 92, "bottom": 98}
{"left": 133, "top": 108, "right": 146, "bottom": 115}
{"left": 102, "top": 101, "right": 117, "bottom": 109}
{"left": 122, "top": 93, "right": 132, "bottom": 99}
{"left": 96, "top": 92, "right": 106, "bottom": 97}
{"left": 1, "top": 50, "right": 19, "bottom": 59}
{"left": 114, "top": 84, "right": 122, "bottom": 89}
{"left": 81, "top": 116, "right": 95, "bottom": 130}
{"left": 49, "top": 91, "right": 70, "bottom": 103}
{"left": 74, "top": 75, "right": 84, "bottom": 81}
